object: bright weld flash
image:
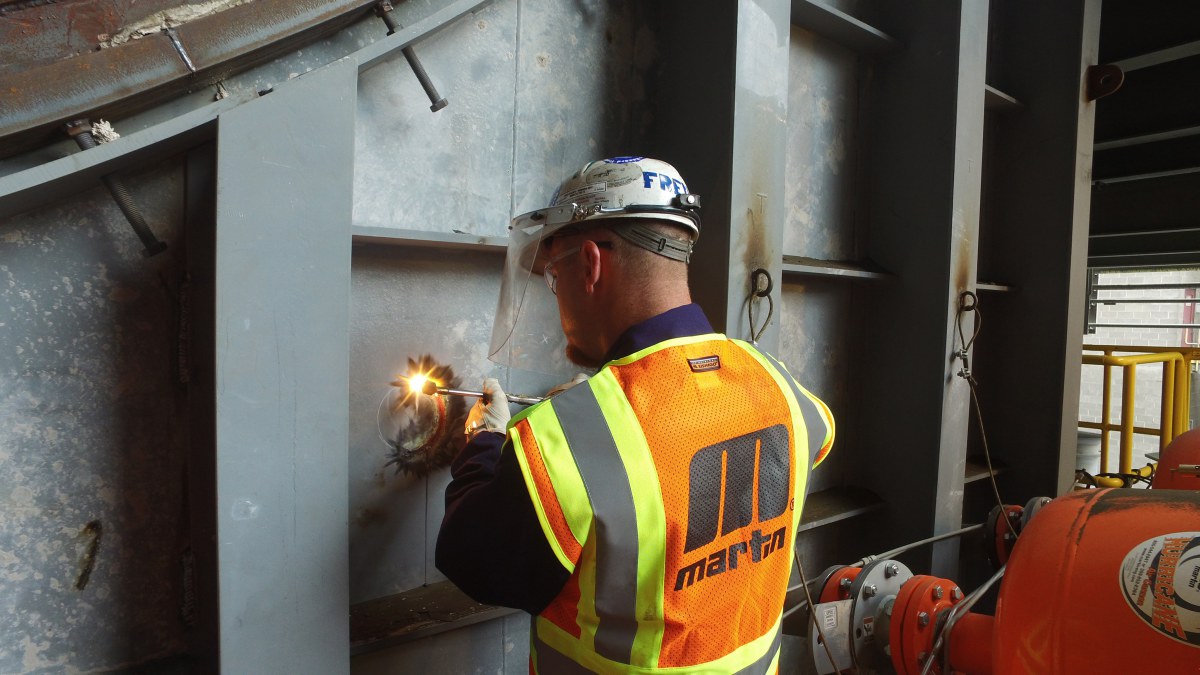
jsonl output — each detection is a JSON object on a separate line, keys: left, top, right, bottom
{"left": 393, "top": 371, "right": 440, "bottom": 399}
{"left": 408, "top": 374, "right": 429, "bottom": 395}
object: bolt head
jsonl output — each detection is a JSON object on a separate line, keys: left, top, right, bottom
{"left": 839, "top": 577, "right": 853, "bottom": 590}
{"left": 918, "top": 611, "right": 930, "bottom": 627}
{"left": 952, "top": 587, "right": 964, "bottom": 601}
{"left": 884, "top": 562, "right": 899, "bottom": 577}
{"left": 864, "top": 584, "right": 878, "bottom": 598}
{"left": 933, "top": 585, "right": 944, "bottom": 600}
{"left": 64, "top": 119, "right": 93, "bottom": 137}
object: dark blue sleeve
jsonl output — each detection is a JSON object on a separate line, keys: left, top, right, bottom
{"left": 435, "top": 431, "right": 570, "bottom": 615}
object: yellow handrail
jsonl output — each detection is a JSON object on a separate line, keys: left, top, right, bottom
{"left": 1080, "top": 345, "right": 1200, "bottom": 474}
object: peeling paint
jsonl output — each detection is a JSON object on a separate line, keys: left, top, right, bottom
{"left": 101, "top": 0, "right": 254, "bottom": 47}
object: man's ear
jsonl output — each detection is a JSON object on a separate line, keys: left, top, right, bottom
{"left": 581, "top": 240, "right": 605, "bottom": 294}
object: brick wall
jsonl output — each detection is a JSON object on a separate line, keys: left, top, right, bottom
{"left": 1078, "top": 269, "right": 1200, "bottom": 473}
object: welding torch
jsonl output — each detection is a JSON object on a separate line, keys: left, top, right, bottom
{"left": 392, "top": 378, "right": 545, "bottom": 406}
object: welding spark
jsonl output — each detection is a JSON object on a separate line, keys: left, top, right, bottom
{"left": 408, "top": 374, "right": 429, "bottom": 395}
{"left": 392, "top": 370, "right": 442, "bottom": 413}
{"left": 382, "top": 355, "right": 467, "bottom": 478}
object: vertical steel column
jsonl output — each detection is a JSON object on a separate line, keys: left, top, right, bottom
{"left": 213, "top": 60, "right": 354, "bottom": 674}
{"left": 857, "top": 0, "right": 989, "bottom": 578}
{"left": 645, "top": 0, "right": 789, "bottom": 351}
{"left": 723, "top": 0, "right": 791, "bottom": 351}
{"left": 975, "top": 0, "right": 1102, "bottom": 499}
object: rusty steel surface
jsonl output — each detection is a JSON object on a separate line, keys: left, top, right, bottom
{"left": 0, "top": 0, "right": 185, "bottom": 74}
{"left": 0, "top": 0, "right": 378, "bottom": 159}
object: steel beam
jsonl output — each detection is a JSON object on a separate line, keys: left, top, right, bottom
{"left": 856, "top": 0, "right": 989, "bottom": 578}
{"left": 0, "top": 0, "right": 491, "bottom": 220}
{"left": 975, "top": 0, "right": 1101, "bottom": 505}
{"left": 0, "top": 0, "right": 379, "bottom": 158}
{"left": 645, "top": 0, "right": 792, "bottom": 349}
{"left": 212, "top": 57, "right": 354, "bottom": 674}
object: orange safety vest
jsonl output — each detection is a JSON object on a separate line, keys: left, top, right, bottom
{"left": 507, "top": 334, "right": 834, "bottom": 673}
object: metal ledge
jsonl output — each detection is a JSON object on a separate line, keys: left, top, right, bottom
{"left": 352, "top": 225, "right": 506, "bottom": 252}
{"left": 984, "top": 85, "right": 1022, "bottom": 111}
{"left": 964, "top": 458, "right": 1006, "bottom": 484}
{"left": 790, "top": 0, "right": 899, "bottom": 54}
{"left": 782, "top": 255, "right": 891, "bottom": 281}
{"left": 1094, "top": 125, "right": 1200, "bottom": 151}
{"left": 350, "top": 580, "right": 518, "bottom": 656}
{"left": 975, "top": 282, "right": 1013, "bottom": 292}
{"left": 1113, "top": 40, "right": 1200, "bottom": 73}
{"left": 799, "top": 485, "right": 885, "bottom": 532}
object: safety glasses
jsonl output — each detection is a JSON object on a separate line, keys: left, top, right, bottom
{"left": 542, "top": 241, "right": 613, "bottom": 295}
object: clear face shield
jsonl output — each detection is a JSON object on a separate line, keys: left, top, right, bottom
{"left": 488, "top": 205, "right": 582, "bottom": 376}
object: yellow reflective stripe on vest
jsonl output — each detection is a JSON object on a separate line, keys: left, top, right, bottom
{"left": 605, "top": 332, "right": 726, "bottom": 367}
{"left": 508, "top": 414, "right": 590, "bottom": 573}
{"left": 550, "top": 383, "right": 643, "bottom": 663}
{"left": 534, "top": 617, "right": 783, "bottom": 675}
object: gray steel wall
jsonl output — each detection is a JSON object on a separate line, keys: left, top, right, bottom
{"left": 0, "top": 168, "right": 189, "bottom": 672}
{"left": 779, "top": 23, "right": 868, "bottom": 584}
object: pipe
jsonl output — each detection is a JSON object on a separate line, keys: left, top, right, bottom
{"left": 946, "top": 613, "right": 994, "bottom": 675}
{"left": 920, "top": 566, "right": 1006, "bottom": 675}
{"left": 1122, "top": 364, "right": 1136, "bottom": 474}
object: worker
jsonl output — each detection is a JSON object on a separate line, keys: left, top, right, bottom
{"left": 436, "top": 156, "right": 834, "bottom": 673}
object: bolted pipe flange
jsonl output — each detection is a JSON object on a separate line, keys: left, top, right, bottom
{"left": 848, "top": 560, "right": 913, "bottom": 673}
{"left": 889, "top": 574, "right": 967, "bottom": 675}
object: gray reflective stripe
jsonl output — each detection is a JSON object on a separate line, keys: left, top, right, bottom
{"left": 759, "top": 351, "right": 827, "bottom": 469}
{"left": 553, "top": 385, "right": 640, "bottom": 664}
{"left": 532, "top": 629, "right": 593, "bottom": 674}
{"left": 734, "top": 626, "right": 782, "bottom": 675}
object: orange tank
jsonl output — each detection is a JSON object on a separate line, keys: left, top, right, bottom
{"left": 1153, "top": 427, "right": 1200, "bottom": 490}
{"left": 992, "top": 489, "right": 1200, "bottom": 674}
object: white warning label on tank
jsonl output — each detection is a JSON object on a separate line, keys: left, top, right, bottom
{"left": 1119, "top": 532, "right": 1200, "bottom": 648}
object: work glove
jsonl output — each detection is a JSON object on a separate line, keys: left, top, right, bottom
{"left": 464, "top": 377, "right": 510, "bottom": 439}
{"left": 546, "top": 373, "right": 589, "bottom": 398}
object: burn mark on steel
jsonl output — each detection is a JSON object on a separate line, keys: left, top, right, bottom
{"left": 163, "top": 26, "right": 196, "bottom": 72}
{"left": 75, "top": 519, "right": 102, "bottom": 590}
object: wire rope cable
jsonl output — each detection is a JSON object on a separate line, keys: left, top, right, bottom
{"left": 954, "top": 291, "right": 1017, "bottom": 537}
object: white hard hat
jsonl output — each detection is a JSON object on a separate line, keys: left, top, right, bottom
{"left": 489, "top": 156, "right": 701, "bottom": 374}
{"left": 510, "top": 156, "right": 701, "bottom": 271}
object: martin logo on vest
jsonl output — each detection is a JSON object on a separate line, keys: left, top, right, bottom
{"left": 674, "top": 424, "right": 791, "bottom": 591}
